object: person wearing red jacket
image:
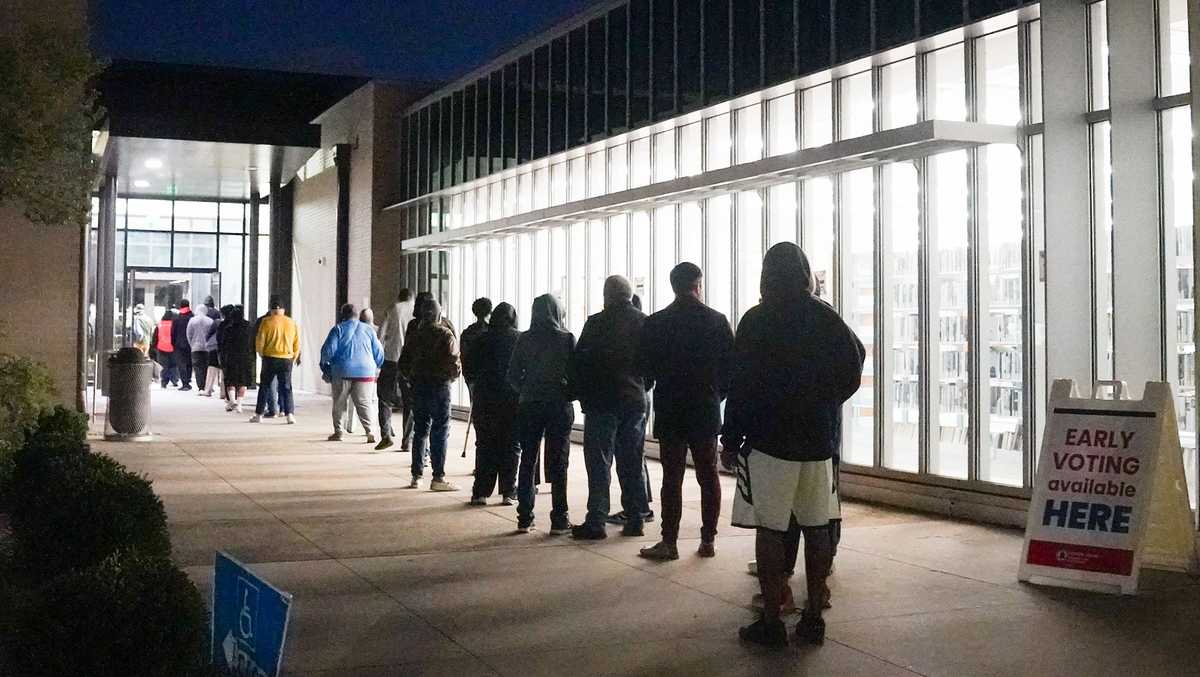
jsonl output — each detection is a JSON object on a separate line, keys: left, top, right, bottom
{"left": 152, "top": 309, "right": 179, "bottom": 388}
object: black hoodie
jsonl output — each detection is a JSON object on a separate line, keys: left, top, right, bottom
{"left": 468, "top": 303, "right": 521, "bottom": 406}
{"left": 507, "top": 294, "right": 576, "bottom": 404}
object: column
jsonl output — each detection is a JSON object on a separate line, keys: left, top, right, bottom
{"left": 97, "top": 174, "right": 117, "bottom": 394}
{"left": 247, "top": 191, "right": 260, "bottom": 320}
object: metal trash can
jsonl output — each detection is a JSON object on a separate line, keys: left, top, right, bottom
{"left": 104, "top": 347, "right": 153, "bottom": 441}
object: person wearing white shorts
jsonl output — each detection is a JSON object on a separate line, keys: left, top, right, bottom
{"left": 721, "top": 242, "right": 865, "bottom": 649}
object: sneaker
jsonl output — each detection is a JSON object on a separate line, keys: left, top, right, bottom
{"left": 549, "top": 522, "right": 573, "bottom": 536}
{"left": 248, "top": 415, "right": 262, "bottom": 423}
{"left": 794, "top": 610, "right": 826, "bottom": 645}
{"left": 571, "top": 523, "right": 607, "bottom": 540}
{"left": 698, "top": 541, "right": 716, "bottom": 558}
{"left": 621, "top": 522, "right": 644, "bottom": 537}
{"left": 408, "top": 477, "right": 421, "bottom": 489}
{"left": 430, "top": 479, "right": 459, "bottom": 492}
{"left": 180, "top": 386, "right": 193, "bottom": 392}
{"left": 747, "top": 560, "right": 758, "bottom": 576}
{"left": 225, "top": 402, "right": 235, "bottom": 412}
{"left": 375, "top": 437, "right": 394, "bottom": 451}
{"left": 234, "top": 404, "right": 243, "bottom": 414}
{"left": 501, "top": 494, "right": 515, "bottom": 506}
{"left": 638, "top": 542, "right": 679, "bottom": 561}
{"left": 327, "top": 432, "right": 343, "bottom": 442}
{"left": 606, "top": 509, "right": 656, "bottom": 525}
{"left": 469, "top": 497, "right": 488, "bottom": 506}
{"left": 739, "top": 617, "right": 788, "bottom": 649}
{"left": 366, "top": 434, "right": 377, "bottom": 444}
{"left": 286, "top": 414, "right": 296, "bottom": 424}
{"left": 516, "top": 521, "right": 535, "bottom": 533}
{"left": 263, "top": 412, "right": 277, "bottom": 419}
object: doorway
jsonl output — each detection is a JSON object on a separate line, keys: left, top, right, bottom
{"left": 122, "top": 267, "right": 221, "bottom": 345}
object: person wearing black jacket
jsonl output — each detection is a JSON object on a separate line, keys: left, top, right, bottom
{"left": 171, "top": 299, "right": 196, "bottom": 390}
{"left": 722, "top": 242, "right": 864, "bottom": 649}
{"left": 570, "top": 276, "right": 650, "bottom": 540}
{"left": 636, "top": 263, "right": 735, "bottom": 561}
{"left": 467, "top": 303, "right": 521, "bottom": 504}
{"left": 398, "top": 298, "right": 461, "bottom": 491}
{"left": 460, "top": 297, "right": 492, "bottom": 470}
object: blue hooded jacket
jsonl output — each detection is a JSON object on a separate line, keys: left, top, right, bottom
{"left": 320, "top": 319, "right": 385, "bottom": 380}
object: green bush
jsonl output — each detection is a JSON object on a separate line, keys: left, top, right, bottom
{"left": 0, "top": 352, "right": 58, "bottom": 501}
{"left": 9, "top": 405, "right": 89, "bottom": 491}
{"left": 10, "top": 450, "right": 170, "bottom": 578}
{"left": 2, "top": 551, "right": 210, "bottom": 677}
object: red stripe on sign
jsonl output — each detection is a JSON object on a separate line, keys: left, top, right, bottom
{"left": 1026, "top": 540, "right": 1134, "bottom": 576}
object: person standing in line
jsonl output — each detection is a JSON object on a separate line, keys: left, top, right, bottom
{"left": 171, "top": 299, "right": 195, "bottom": 390}
{"left": 321, "top": 303, "right": 385, "bottom": 443}
{"left": 375, "top": 289, "right": 414, "bottom": 451}
{"left": 252, "top": 307, "right": 278, "bottom": 418}
{"left": 249, "top": 296, "right": 300, "bottom": 424}
{"left": 203, "top": 305, "right": 232, "bottom": 398}
{"left": 187, "top": 304, "right": 214, "bottom": 396}
{"left": 131, "top": 304, "right": 155, "bottom": 357}
{"left": 722, "top": 242, "right": 864, "bottom": 648}
{"left": 609, "top": 292, "right": 655, "bottom": 525}
{"left": 636, "top": 262, "right": 734, "bottom": 561}
{"left": 571, "top": 276, "right": 651, "bottom": 540}
{"left": 508, "top": 294, "right": 577, "bottom": 535}
{"left": 460, "top": 297, "right": 493, "bottom": 470}
{"left": 152, "top": 309, "right": 178, "bottom": 388}
{"left": 218, "top": 305, "right": 254, "bottom": 413}
{"left": 398, "top": 298, "right": 461, "bottom": 491}
{"left": 467, "top": 302, "right": 522, "bottom": 505}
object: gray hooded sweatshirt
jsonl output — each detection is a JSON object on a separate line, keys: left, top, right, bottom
{"left": 506, "top": 294, "right": 576, "bottom": 404}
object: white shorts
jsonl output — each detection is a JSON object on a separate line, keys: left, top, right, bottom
{"left": 731, "top": 449, "right": 839, "bottom": 532}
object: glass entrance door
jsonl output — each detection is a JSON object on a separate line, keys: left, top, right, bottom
{"left": 123, "top": 268, "right": 221, "bottom": 345}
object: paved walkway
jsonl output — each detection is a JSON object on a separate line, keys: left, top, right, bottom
{"left": 91, "top": 387, "right": 1200, "bottom": 676}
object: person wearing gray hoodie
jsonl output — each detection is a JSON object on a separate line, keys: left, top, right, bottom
{"left": 507, "top": 294, "right": 577, "bottom": 534}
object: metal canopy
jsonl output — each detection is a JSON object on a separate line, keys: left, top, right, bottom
{"left": 400, "top": 120, "right": 1022, "bottom": 253}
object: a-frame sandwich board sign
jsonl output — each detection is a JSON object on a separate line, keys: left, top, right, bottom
{"left": 1018, "top": 380, "right": 1199, "bottom": 594}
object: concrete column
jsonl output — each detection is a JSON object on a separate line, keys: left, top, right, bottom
{"left": 335, "top": 143, "right": 351, "bottom": 316}
{"left": 268, "top": 180, "right": 295, "bottom": 311}
{"left": 97, "top": 174, "right": 118, "bottom": 394}
{"left": 1040, "top": 0, "right": 1095, "bottom": 389}
{"left": 1108, "top": 0, "right": 1165, "bottom": 392}
{"left": 247, "top": 191, "right": 260, "bottom": 319}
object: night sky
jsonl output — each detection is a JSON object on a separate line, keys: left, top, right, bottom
{"left": 92, "top": 0, "right": 604, "bottom": 83}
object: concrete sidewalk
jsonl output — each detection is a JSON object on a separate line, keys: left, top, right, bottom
{"left": 91, "top": 387, "right": 1200, "bottom": 676}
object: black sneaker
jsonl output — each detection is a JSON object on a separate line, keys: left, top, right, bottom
{"left": 549, "top": 521, "right": 573, "bottom": 536}
{"left": 263, "top": 412, "right": 277, "bottom": 419}
{"left": 621, "top": 522, "right": 644, "bottom": 537}
{"left": 606, "top": 509, "right": 656, "bottom": 525}
{"left": 739, "top": 616, "right": 788, "bottom": 648}
{"left": 571, "top": 523, "right": 607, "bottom": 540}
{"left": 179, "top": 386, "right": 193, "bottom": 391}
{"left": 516, "top": 520, "right": 535, "bottom": 533}
{"left": 794, "top": 610, "right": 825, "bottom": 645}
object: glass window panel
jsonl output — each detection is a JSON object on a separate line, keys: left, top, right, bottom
{"left": 653, "top": 129, "right": 676, "bottom": 183}
{"left": 220, "top": 235, "right": 245, "bottom": 303}
{"left": 551, "top": 162, "right": 568, "bottom": 206}
{"left": 704, "top": 0, "right": 731, "bottom": 102}
{"left": 551, "top": 227, "right": 568, "bottom": 301}
{"left": 535, "top": 229, "right": 550, "bottom": 294}
{"left": 1029, "top": 21, "right": 1043, "bottom": 125}
{"left": 797, "top": 0, "right": 832, "bottom": 74}
{"left": 680, "top": 201, "right": 703, "bottom": 265}
{"left": 463, "top": 191, "right": 477, "bottom": 227}
{"left": 877, "top": 0, "right": 916, "bottom": 50}
{"left": 735, "top": 104, "right": 763, "bottom": 163}
{"left": 630, "top": 137, "right": 651, "bottom": 188}
{"left": 884, "top": 163, "right": 921, "bottom": 474}
{"left": 1093, "top": 121, "right": 1114, "bottom": 381}
{"left": 218, "top": 203, "right": 244, "bottom": 233}
{"left": 834, "top": 0, "right": 871, "bottom": 61}
{"left": 764, "top": 0, "right": 797, "bottom": 86}
{"left": 705, "top": 194, "right": 733, "bottom": 320}
{"left": 732, "top": 0, "right": 761, "bottom": 95}
{"left": 125, "top": 231, "right": 171, "bottom": 267}
{"left": 980, "top": 144, "right": 1025, "bottom": 487}
{"left": 1163, "top": 107, "right": 1197, "bottom": 508}
{"left": 1089, "top": 1, "right": 1109, "bottom": 111}
{"left": 517, "top": 234, "right": 533, "bottom": 328}
{"left": 573, "top": 155, "right": 590, "bottom": 201}
{"left": 518, "top": 171, "right": 534, "bottom": 214}
{"left": 608, "top": 7, "right": 629, "bottom": 135}
{"left": 173, "top": 232, "right": 217, "bottom": 268}
{"left": 465, "top": 85, "right": 477, "bottom": 183}
{"left": 969, "top": 0, "right": 1019, "bottom": 20}
{"left": 680, "top": 122, "right": 703, "bottom": 176}
{"left": 926, "top": 43, "right": 966, "bottom": 121}
{"left": 503, "top": 176, "right": 518, "bottom": 217}
{"left": 767, "top": 182, "right": 797, "bottom": 247}
{"left": 588, "top": 18, "right": 607, "bottom": 141}
{"left": 550, "top": 40, "right": 567, "bottom": 155}
{"left": 569, "top": 223, "right": 587, "bottom": 334}
{"left": 706, "top": 113, "right": 732, "bottom": 170}
{"left": 839, "top": 71, "right": 874, "bottom": 140}
{"left": 882, "top": 59, "right": 918, "bottom": 130}
{"left": 920, "top": 0, "right": 963, "bottom": 37}
{"left": 736, "top": 190, "right": 763, "bottom": 321}
{"left": 441, "top": 96, "right": 454, "bottom": 186}
{"left": 630, "top": 0, "right": 652, "bottom": 127}
{"left": 475, "top": 186, "right": 488, "bottom": 224}
{"left": 652, "top": 0, "right": 675, "bottom": 119}
{"left": 677, "top": 0, "right": 703, "bottom": 111}
{"left": 801, "top": 84, "right": 833, "bottom": 148}
{"left": 489, "top": 180, "right": 503, "bottom": 220}
{"left": 477, "top": 76, "right": 493, "bottom": 177}
{"left": 490, "top": 238, "right": 505, "bottom": 302}
{"left": 589, "top": 151, "right": 607, "bottom": 197}
{"left": 841, "top": 168, "right": 875, "bottom": 467}
{"left": 609, "top": 214, "right": 628, "bottom": 277}
{"left": 568, "top": 29, "right": 588, "bottom": 148}
{"left": 257, "top": 201, "right": 269, "bottom": 235}
{"left": 420, "top": 106, "right": 432, "bottom": 193}
{"left": 589, "top": 220, "right": 606, "bottom": 314}
{"left": 534, "top": 46, "right": 550, "bottom": 160}
{"left": 977, "top": 28, "right": 1020, "bottom": 125}
{"left": 1159, "top": 0, "right": 1190, "bottom": 97}
{"left": 518, "top": 56, "right": 534, "bottom": 164}
{"left": 610, "top": 144, "right": 630, "bottom": 192}
{"left": 654, "top": 205, "right": 677, "bottom": 311}
{"left": 126, "top": 198, "right": 171, "bottom": 231}
{"left": 257, "top": 235, "right": 269, "bottom": 316}
{"left": 452, "top": 89, "right": 465, "bottom": 184}
{"left": 630, "top": 211, "right": 652, "bottom": 305}
{"left": 767, "top": 94, "right": 797, "bottom": 156}
{"left": 803, "top": 177, "right": 835, "bottom": 302}
{"left": 929, "top": 150, "right": 970, "bottom": 480}
{"left": 534, "top": 167, "right": 550, "bottom": 210}
{"left": 504, "top": 62, "right": 519, "bottom": 168}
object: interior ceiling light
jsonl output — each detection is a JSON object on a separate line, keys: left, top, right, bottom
{"left": 134, "top": 179, "right": 150, "bottom": 188}
{"left": 144, "top": 158, "right": 163, "bottom": 169}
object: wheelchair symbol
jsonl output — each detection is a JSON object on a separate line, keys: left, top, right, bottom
{"left": 236, "top": 577, "right": 260, "bottom": 649}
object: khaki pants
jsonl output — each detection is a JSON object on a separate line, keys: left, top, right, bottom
{"left": 332, "top": 378, "right": 378, "bottom": 436}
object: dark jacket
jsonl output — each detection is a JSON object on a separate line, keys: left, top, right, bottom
{"left": 171, "top": 307, "right": 194, "bottom": 352}
{"left": 720, "top": 295, "right": 864, "bottom": 463}
{"left": 459, "top": 320, "right": 490, "bottom": 386}
{"left": 217, "top": 312, "right": 255, "bottom": 386}
{"left": 571, "top": 300, "right": 648, "bottom": 413}
{"left": 637, "top": 295, "right": 734, "bottom": 439}
{"left": 507, "top": 294, "right": 576, "bottom": 405}
{"left": 469, "top": 304, "right": 521, "bottom": 408}
{"left": 399, "top": 301, "right": 461, "bottom": 386}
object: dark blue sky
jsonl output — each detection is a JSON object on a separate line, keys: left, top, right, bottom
{"left": 92, "top": 0, "right": 604, "bottom": 83}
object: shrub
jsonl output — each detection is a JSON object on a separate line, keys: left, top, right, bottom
{"left": 8, "top": 405, "right": 89, "bottom": 491}
{"left": 0, "top": 353, "right": 58, "bottom": 501}
{"left": 10, "top": 451, "right": 170, "bottom": 578}
{"left": 2, "top": 551, "right": 210, "bottom": 677}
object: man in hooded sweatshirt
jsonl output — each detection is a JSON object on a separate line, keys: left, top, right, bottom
{"left": 571, "top": 276, "right": 651, "bottom": 540}
{"left": 722, "top": 242, "right": 864, "bottom": 648}
{"left": 375, "top": 289, "right": 415, "bottom": 451}
{"left": 187, "top": 303, "right": 215, "bottom": 394}
{"left": 467, "top": 302, "right": 522, "bottom": 505}
{"left": 321, "top": 303, "right": 386, "bottom": 443}
{"left": 398, "top": 298, "right": 461, "bottom": 491}
{"left": 171, "top": 299, "right": 195, "bottom": 390}
{"left": 507, "top": 294, "right": 576, "bottom": 535}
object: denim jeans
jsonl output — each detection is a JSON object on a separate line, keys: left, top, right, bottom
{"left": 411, "top": 381, "right": 451, "bottom": 479}
{"left": 516, "top": 400, "right": 574, "bottom": 528}
{"left": 256, "top": 357, "right": 294, "bottom": 415}
{"left": 582, "top": 404, "right": 648, "bottom": 528}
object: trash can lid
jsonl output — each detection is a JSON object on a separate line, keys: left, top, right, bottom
{"left": 108, "top": 347, "right": 148, "bottom": 364}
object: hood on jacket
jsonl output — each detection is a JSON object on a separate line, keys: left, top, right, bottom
{"left": 489, "top": 302, "right": 518, "bottom": 330}
{"left": 418, "top": 298, "right": 442, "bottom": 327}
{"left": 761, "top": 242, "right": 814, "bottom": 305}
{"left": 529, "top": 294, "right": 566, "bottom": 332}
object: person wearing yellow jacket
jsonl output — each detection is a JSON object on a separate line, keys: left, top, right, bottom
{"left": 250, "top": 295, "right": 301, "bottom": 424}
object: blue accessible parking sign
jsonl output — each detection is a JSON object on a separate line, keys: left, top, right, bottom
{"left": 212, "top": 551, "right": 293, "bottom": 676}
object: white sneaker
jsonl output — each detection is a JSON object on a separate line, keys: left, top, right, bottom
{"left": 408, "top": 477, "right": 421, "bottom": 489}
{"left": 248, "top": 415, "right": 262, "bottom": 423}
{"left": 286, "top": 414, "right": 296, "bottom": 424}
{"left": 234, "top": 404, "right": 243, "bottom": 414}
{"left": 225, "top": 402, "right": 235, "bottom": 412}
{"left": 430, "top": 479, "right": 458, "bottom": 492}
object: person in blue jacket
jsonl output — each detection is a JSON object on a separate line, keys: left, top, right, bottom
{"left": 320, "top": 303, "right": 385, "bottom": 443}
